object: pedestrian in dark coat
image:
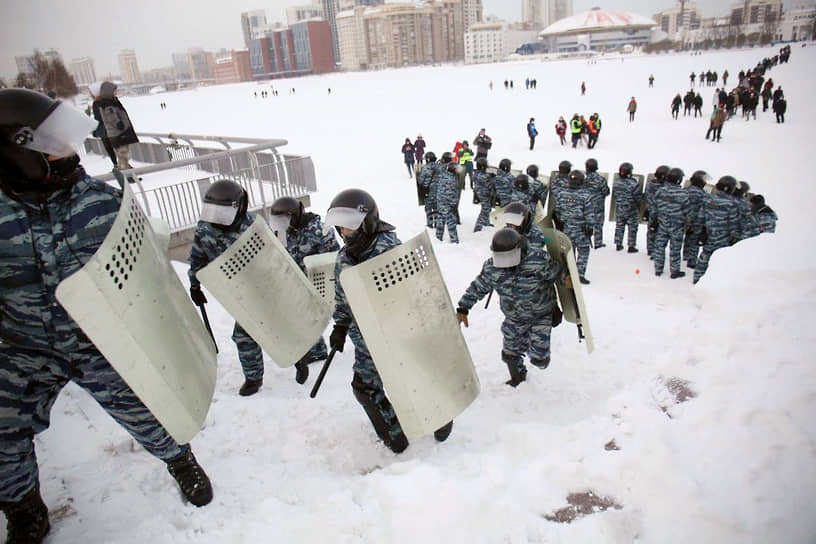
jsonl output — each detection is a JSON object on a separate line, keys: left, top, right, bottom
{"left": 95, "top": 81, "right": 139, "bottom": 170}
{"left": 773, "top": 98, "right": 786, "bottom": 123}
{"left": 401, "top": 138, "right": 415, "bottom": 177}
{"left": 413, "top": 135, "right": 426, "bottom": 164}
{"left": 527, "top": 118, "right": 538, "bottom": 150}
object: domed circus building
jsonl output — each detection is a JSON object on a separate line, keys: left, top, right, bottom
{"left": 538, "top": 7, "right": 662, "bottom": 53}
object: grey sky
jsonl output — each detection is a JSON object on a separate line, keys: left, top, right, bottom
{"left": 0, "top": 1, "right": 787, "bottom": 80}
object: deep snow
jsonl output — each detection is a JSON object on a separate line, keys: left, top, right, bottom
{"left": 11, "top": 45, "right": 816, "bottom": 543}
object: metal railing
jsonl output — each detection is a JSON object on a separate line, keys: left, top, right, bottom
{"left": 83, "top": 133, "right": 317, "bottom": 261}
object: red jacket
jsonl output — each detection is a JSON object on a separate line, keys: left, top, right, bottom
{"left": 555, "top": 121, "right": 567, "bottom": 135}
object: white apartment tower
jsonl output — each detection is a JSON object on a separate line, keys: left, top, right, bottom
{"left": 522, "top": 0, "right": 573, "bottom": 27}
{"left": 462, "top": 0, "right": 483, "bottom": 29}
{"left": 117, "top": 49, "right": 140, "bottom": 84}
{"left": 69, "top": 57, "right": 96, "bottom": 86}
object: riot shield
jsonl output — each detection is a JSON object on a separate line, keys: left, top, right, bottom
{"left": 304, "top": 251, "right": 339, "bottom": 306}
{"left": 608, "top": 173, "right": 645, "bottom": 222}
{"left": 196, "top": 216, "right": 331, "bottom": 367}
{"left": 339, "top": 231, "right": 480, "bottom": 440}
{"left": 55, "top": 183, "right": 216, "bottom": 444}
{"left": 415, "top": 165, "right": 429, "bottom": 206}
{"left": 536, "top": 227, "right": 594, "bottom": 354}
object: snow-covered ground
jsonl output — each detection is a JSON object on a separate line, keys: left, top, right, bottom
{"left": 15, "top": 46, "right": 816, "bottom": 543}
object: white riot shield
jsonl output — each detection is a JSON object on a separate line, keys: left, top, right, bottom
{"left": 304, "top": 251, "right": 339, "bottom": 306}
{"left": 196, "top": 216, "right": 331, "bottom": 367}
{"left": 537, "top": 228, "right": 594, "bottom": 354}
{"left": 55, "top": 184, "right": 216, "bottom": 444}
{"left": 339, "top": 231, "right": 480, "bottom": 440}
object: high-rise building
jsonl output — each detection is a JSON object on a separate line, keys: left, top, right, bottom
{"left": 172, "top": 52, "right": 193, "bottom": 80}
{"left": 287, "top": 4, "right": 324, "bottom": 25}
{"left": 464, "top": 23, "right": 504, "bottom": 63}
{"left": 187, "top": 48, "right": 215, "bottom": 80}
{"left": 117, "top": 49, "right": 140, "bottom": 84}
{"left": 729, "top": 0, "right": 782, "bottom": 26}
{"left": 653, "top": 1, "right": 703, "bottom": 39}
{"left": 320, "top": 0, "right": 341, "bottom": 63}
{"left": 241, "top": 10, "right": 268, "bottom": 47}
{"left": 522, "top": 0, "right": 573, "bottom": 27}
{"left": 336, "top": 6, "right": 369, "bottom": 70}
{"left": 462, "top": 0, "right": 483, "bottom": 29}
{"left": 291, "top": 20, "right": 335, "bottom": 73}
{"left": 69, "top": 57, "right": 96, "bottom": 86}
{"left": 15, "top": 49, "right": 63, "bottom": 76}
{"left": 214, "top": 50, "right": 253, "bottom": 84}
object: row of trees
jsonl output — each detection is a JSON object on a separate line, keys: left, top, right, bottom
{"left": 11, "top": 50, "right": 78, "bottom": 97}
{"left": 644, "top": 31, "right": 776, "bottom": 53}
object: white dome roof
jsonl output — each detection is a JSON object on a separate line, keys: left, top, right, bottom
{"left": 540, "top": 8, "right": 657, "bottom": 36}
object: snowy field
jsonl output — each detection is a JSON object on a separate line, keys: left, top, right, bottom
{"left": 16, "top": 45, "right": 816, "bottom": 543}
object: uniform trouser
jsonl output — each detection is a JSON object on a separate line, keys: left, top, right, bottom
{"left": 591, "top": 209, "right": 605, "bottom": 246}
{"left": 0, "top": 344, "right": 185, "bottom": 502}
{"left": 424, "top": 194, "right": 437, "bottom": 229}
{"left": 501, "top": 313, "right": 552, "bottom": 368}
{"left": 565, "top": 226, "right": 590, "bottom": 277}
{"left": 349, "top": 329, "right": 404, "bottom": 443}
{"left": 114, "top": 145, "right": 133, "bottom": 170}
{"left": 614, "top": 211, "right": 639, "bottom": 248}
{"left": 693, "top": 236, "right": 729, "bottom": 283}
{"left": 304, "top": 337, "right": 328, "bottom": 362}
{"left": 646, "top": 216, "right": 657, "bottom": 256}
{"left": 435, "top": 203, "right": 459, "bottom": 243}
{"left": 474, "top": 193, "right": 493, "bottom": 231}
{"left": 683, "top": 225, "right": 702, "bottom": 266}
{"left": 232, "top": 323, "right": 264, "bottom": 380}
{"left": 654, "top": 223, "right": 684, "bottom": 274}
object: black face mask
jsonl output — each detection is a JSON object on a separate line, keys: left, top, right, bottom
{"left": 343, "top": 228, "right": 376, "bottom": 263}
{"left": 0, "top": 146, "right": 83, "bottom": 195}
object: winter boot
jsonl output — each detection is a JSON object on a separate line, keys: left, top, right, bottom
{"left": 616, "top": 244, "right": 623, "bottom": 251}
{"left": 502, "top": 352, "right": 527, "bottom": 387}
{"left": 239, "top": 377, "right": 263, "bottom": 396}
{"left": 530, "top": 357, "right": 550, "bottom": 369}
{"left": 628, "top": 246, "right": 639, "bottom": 253}
{"left": 294, "top": 362, "right": 309, "bottom": 384}
{"left": 579, "top": 276, "right": 590, "bottom": 285}
{"left": 434, "top": 421, "right": 454, "bottom": 442}
{"left": 670, "top": 271, "right": 686, "bottom": 279}
{"left": 166, "top": 448, "right": 213, "bottom": 507}
{"left": 1, "top": 483, "right": 50, "bottom": 544}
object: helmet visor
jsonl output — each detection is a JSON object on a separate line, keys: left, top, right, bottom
{"left": 267, "top": 214, "right": 290, "bottom": 243}
{"left": 492, "top": 247, "right": 521, "bottom": 268}
{"left": 323, "top": 206, "right": 366, "bottom": 234}
{"left": 503, "top": 211, "right": 525, "bottom": 227}
{"left": 200, "top": 202, "right": 239, "bottom": 226}
{"left": 20, "top": 101, "right": 96, "bottom": 157}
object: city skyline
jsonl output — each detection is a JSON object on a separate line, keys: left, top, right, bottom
{"left": 0, "top": 0, "right": 796, "bottom": 80}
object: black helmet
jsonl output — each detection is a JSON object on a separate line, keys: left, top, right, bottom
{"left": 201, "top": 179, "right": 249, "bottom": 230}
{"left": 526, "top": 164, "right": 539, "bottom": 179}
{"left": 585, "top": 158, "right": 598, "bottom": 173}
{"left": 270, "top": 195, "right": 304, "bottom": 228}
{"left": 750, "top": 193, "right": 765, "bottom": 211}
{"left": 476, "top": 157, "right": 488, "bottom": 171}
{"left": 654, "top": 165, "right": 670, "bottom": 181}
{"left": 503, "top": 201, "right": 532, "bottom": 234}
{"left": 425, "top": 151, "right": 437, "bottom": 163}
{"left": 734, "top": 181, "right": 751, "bottom": 198}
{"left": 441, "top": 151, "right": 453, "bottom": 164}
{"left": 619, "top": 162, "right": 633, "bottom": 177}
{"left": 499, "top": 158, "right": 512, "bottom": 172}
{"left": 568, "top": 169, "right": 585, "bottom": 187}
{"left": 0, "top": 88, "right": 93, "bottom": 188}
{"left": 490, "top": 228, "right": 523, "bottom": 268}
{"left": 326, "top": 188, "right": 393, "bottom": 260}
{"left": 514, "top": 174, "right": 529, "bottom": 192}
{"left": 327, "top": 188, "right": 381, "bottom": 235}
{"left": 446, "top": 161, "right": 458, "bottom": 174}
{"left": 667, "top": 168, "right": 684, "bottom": 184}
{"left": 715, "top": 175, "right": 737, "bottom": 194}
{"left": 558, "top": 160, "right": 572, "bottom": 175}
{"left": 690, "top": 170, "right": 708, "bottom": 188}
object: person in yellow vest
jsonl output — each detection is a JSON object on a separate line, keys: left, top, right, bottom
{"left": 569, "top": 114, "right": 582, "bottom": 148}
{"left": 458, "top": 140, "right": 475, "bottom": 189}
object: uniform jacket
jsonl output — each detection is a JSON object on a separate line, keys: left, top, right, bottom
{"left": 188, "top": 212, "right": 256, "bottom": 289}
{"left": 284, "top": 213, "right": 340, "bottom": 272}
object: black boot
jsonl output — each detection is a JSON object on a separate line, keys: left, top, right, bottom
{"left": 434, "top": 421, "right": 453, "bottom": 442}
{"left": 1, "top": 483, "right": 50, "bottom": 544}
{"left": 670, "top": 271, "right": 686, "bottom": 279}
{"left": 166, "top": 449, "right": 213, "bottom": 507}
{"left": 294, "top": 362, "right": 309, "bottom": 384}
{"left": 352, "top": 375, "right": 410, "bottom": 454}
{"left": 628, "top": 246, "right": 639, "bottom": 253}
{"left": 239, "top": 377, "right": 263, "bottom": 396}
{"left": 530, "top": 357, "right": 550, "bottom": 369}
{"left": 502, "top": 352, "right": 527, "bottom": 387}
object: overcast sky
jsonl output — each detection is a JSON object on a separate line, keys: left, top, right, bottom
{"left": 0, "top": 1, "right": 791, "bottom": 80}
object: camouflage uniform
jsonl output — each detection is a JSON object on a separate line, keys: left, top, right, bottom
{"left": 189, "top": 213, "right": 263, "bottom": 381}
{"left": 283, "top": 213, "right": 340, "bottom": 362}
{"left": 653, "top": 184, "right": 689, "bottom": 275}
{"left": 418, "top": 163, "right": 439, "bottom": 228}
{"left": 509, "top": 178, "right": 548, "bottom": 216}
{"left": 693, "top": 193, "right": 741, "bottom": 283}
{"left": 334, "top": 231, "right": 405, "bottom": 444}
{"left": 0, "top": 175, "right": 186, "bottom": 503}
{"left": 683, "top": 184, "right": 707, "bottom": 267}
{"left": 644, "top": 179, "right": 662, "bottom": 257}
{"left": 586, "top": 172, "right": 610, "bottom": 246}
{"left": 743, "top": 206, "right": 777, "bottom": 238}
{"left": 435, "top": 168, "right": 460, "bottom": 243}
{"left": 613, "top": 175, "right": 642, "bottom": 249}
{"left": 554, "top": 184, "right": 593, "bottom": 277}
{"left": 735, "top": 198, "right": 752, "bottom": 241}
{"left": 457, "top": 242, "right": 563, "bottom": 373}
{"left": 473, "top": 170, "right": 495, "bottom": 232}
{"left": 493, "top": 170, "right": 514, "bottom": 207}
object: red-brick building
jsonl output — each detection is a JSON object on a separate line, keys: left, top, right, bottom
{"left": 213, "top": 50, "right": 253, "bottom": 84}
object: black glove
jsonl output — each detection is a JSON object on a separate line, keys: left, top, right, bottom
{"left": 649, "top": 218, "right": 658, "bottom": 233}
{"left": 698, "top": 228, "right": 708, "bottom": 246}
{"left": 729, "top": 237, "right": 738, "bottom": 246}
{"left": 685, "top": 225, "right": 693, "bottom": 235}
{"left": 583, "top": 226, "right": 593, "bottom": 238}
{"left": 189, "top": 285, "right": 207, "bottom": 306}
{"left": 330, "top": 324, "right": 348, "bottom": 352}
